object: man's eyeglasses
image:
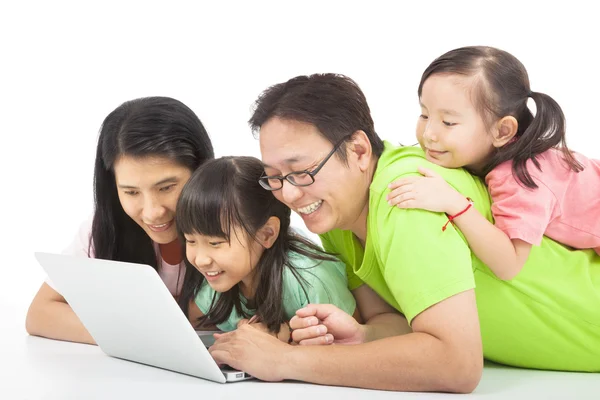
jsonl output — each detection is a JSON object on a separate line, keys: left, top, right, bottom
{"left": 258, "top": 136, "right": 349, "bottom": 191}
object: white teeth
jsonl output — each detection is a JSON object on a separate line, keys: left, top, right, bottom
{"left": 297, "top": 200, "right": 323, "bottom": 215}
{"left": 206, "top": 271, "right": 222, "bottom": 276}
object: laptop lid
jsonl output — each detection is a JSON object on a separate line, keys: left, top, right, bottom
{"left": 35, "top": 252, "right": 234, "bottom": 383}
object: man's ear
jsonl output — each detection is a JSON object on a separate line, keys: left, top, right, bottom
{"left": 256, "top": 216, "right": 281, "bottom": 249}
{"left": 492, "top": 116, "right": 518, "bottom": 147}
{"left": 348, "top": 130, "right": 373, "bottom": 172}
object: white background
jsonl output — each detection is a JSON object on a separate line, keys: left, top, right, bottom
{"left": 1, "top": 0, "right": 599, "bottom": 334}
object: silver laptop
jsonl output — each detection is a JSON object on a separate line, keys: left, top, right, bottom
{"left": 34, "top": 252, "right": 253, "bottom": 383}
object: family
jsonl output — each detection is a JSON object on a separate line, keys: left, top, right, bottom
{"left": 26, "top": 46, "right": 600, "bottom": 392}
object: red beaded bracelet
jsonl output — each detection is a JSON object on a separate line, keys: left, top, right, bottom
{"left": 442, "top": 198, "right": 473, "bottom": 232}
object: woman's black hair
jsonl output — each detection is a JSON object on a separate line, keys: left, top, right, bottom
{"left": 91, "top": 96, "right": 214, "bottom": 268}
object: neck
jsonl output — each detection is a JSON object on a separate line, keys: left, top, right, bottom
{"left": 349, "top": 204, "right": 369, "bottom": 246}
{"left": 239, "top": 268, "right": 259, "bottom": 299}
{"left": 158, "top": 239, "right": 183, "bottom": 264}
{"left": 348, "top": 157, "right": 377, "bottom": 246}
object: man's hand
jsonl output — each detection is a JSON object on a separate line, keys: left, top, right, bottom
{"left": 289, "top": 304, "right": 365, "bottom": 345}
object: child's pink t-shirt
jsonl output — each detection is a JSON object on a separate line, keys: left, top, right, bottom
{"left": 485, "top": 148, "right": 600, "bottom": 255}
{"left": 54, "top": 217, "right": 185, "bottom": 296}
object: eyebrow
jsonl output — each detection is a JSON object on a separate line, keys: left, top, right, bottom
{"left": 117, "top": 177, "right": 180, "bottom": 189}
{"left": 419, "top": 102, "right": 462, "bottom": 117}
{"left": 262, "top": 156, "right": 308, "bottom": 169}
{"left": 439, "top": 109, "right": 462, "bottom": 117}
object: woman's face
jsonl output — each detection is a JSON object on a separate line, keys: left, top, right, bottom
{"left": 113, "top": 155, "right": 192, "bottom": 244}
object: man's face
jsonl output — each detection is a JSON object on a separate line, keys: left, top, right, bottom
{"left": 259, "top": 117, "right": 369, "bottom": 235}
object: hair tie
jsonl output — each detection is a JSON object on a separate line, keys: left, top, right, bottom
{"left": 527, "top": 90, "right": 534, "bottom": 97}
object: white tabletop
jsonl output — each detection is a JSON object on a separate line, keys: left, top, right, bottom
{"left": 2, "top": 303, "right": 598, "bottom": 399}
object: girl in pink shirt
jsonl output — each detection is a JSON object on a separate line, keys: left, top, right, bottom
{"left": 26, "top": 97, "right": 214, "bottom": 344}
{"left": 387, "top": 46, "right": 600, "bottom": 280}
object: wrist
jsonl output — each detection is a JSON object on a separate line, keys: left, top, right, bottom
{"left": 447, "top": 197, "right": 472, "bottom": 216}
{"left": 442, "top": 197, "right": 473, "bottom": 232}
{"left": 280, "top": 344, "right": 304, "bottom": 380}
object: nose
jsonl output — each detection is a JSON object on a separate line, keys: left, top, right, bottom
{"left": 190, "top": 248, "right": 212, "bottom": 270}
{"left": 422, "top": 121, "right": 438, "bottom": 143}
{"left": 195, "top": 254, "right": 212, "bottom": 270}
{"left": 279, "top": 180, "right": 303, "bottom": 206}
{"left": 142, "top": 194, "right": 167, "bottom": 223}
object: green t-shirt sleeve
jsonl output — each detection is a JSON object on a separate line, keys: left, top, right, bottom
{"left": 284, "top": 254, "right": 357, "bottom": 317}
{"left": 320, "top": 233, "right": 364, "bottom": 290}
{"left": 372, "top": 177, "right": 476, "bottom": 324}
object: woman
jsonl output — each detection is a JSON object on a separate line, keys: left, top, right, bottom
{"left": 26, "top": 96, "right": 214, "bottom": 344}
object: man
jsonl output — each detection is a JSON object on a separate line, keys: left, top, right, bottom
{"left": 209, "top": 74, "right": 600, "bottom": 392}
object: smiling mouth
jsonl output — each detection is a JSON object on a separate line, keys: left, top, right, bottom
{"left": 203, "top": 270, "right": 225, "bottom": 281}
{"left": 297, "top": 200, "right": 323, "bottom": 215}
{"left": 146, "top": 220, "right": 173, "bottom": 232}
{"left": 426, "top": 149, "right": 448, "bottom": 158}
{"left": 427, "top": 149, "right": 446, "bottom": 154}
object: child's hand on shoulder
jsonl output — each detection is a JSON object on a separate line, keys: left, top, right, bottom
{"left": 387, "top": 166, "right": 466, "bottom": 215}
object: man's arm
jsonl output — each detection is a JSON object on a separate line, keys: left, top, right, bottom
{"left": 354, "top": 284, "right": 412, "bottom": 341}
{"left": 210, "top": 289, "right": 482, "bottom": 393}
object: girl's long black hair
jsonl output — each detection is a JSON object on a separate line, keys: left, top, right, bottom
{"left": 176, "top": 156, "right": 337, "bottom": 333}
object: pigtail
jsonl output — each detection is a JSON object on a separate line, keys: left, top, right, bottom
{"left": 510, "top": 92, "right": 583, "bottom": 188}
{"left": 421, "top": 46, "right": 585, "bottom": 189}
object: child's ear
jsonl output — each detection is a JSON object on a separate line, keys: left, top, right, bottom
{"left": 257, "top": 216, "right": 281, "bottom": 249}
{"left": 492, "top": 116, "right": 518, "bottom": 148}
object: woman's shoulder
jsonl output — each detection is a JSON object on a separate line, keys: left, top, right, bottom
{"left": 62, "top": 214, "right": 95, "bottom": 258}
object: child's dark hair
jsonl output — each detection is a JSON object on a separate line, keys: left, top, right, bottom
{"left": 176, "top": 156, "right": 338, "bottom": 333}
{"left": 419, "top": 46, "right": 583, "bottom": 188}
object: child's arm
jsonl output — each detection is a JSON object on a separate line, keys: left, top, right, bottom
{"left": 448, "top": 204, "right": 532, "bottom": 280}
{"left": 388, "top": 167, "right": 531, "bottom": 280}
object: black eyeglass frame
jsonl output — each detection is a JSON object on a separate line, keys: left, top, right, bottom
{"left": 258, "top": 136, "right": 350, "bottom": 191}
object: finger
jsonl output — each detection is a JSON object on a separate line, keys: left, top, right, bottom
{"left": 418, "top": 166, "right": 440, "bottom": 178}
{"left": 394, "top": 199, "right": 417, "bottom": 209}
{"left": 213, "top": 331, "right": 234, "bottom": 341}
{"left": 291, "top": 324, "right": 328, "bottom": 342}
{"left": 386, "top": 185, "right": 413, "bottom": 202}
{"left": 289, "top": 315, "right": 319, "bottom": 330}
{"left": 209, "top": 348, "right": 233, "bottom": 366}
{"left": 387, "top": 192, "right": 415, "bottom": 207}
{"left": 295, "top": 303, "right": 341, "bottom": 321}
{"left": 387, "top": 177, "right": 418, "bottom": 189}
{"left": 298, "top": 334, "right": 334, "bottom": 346}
